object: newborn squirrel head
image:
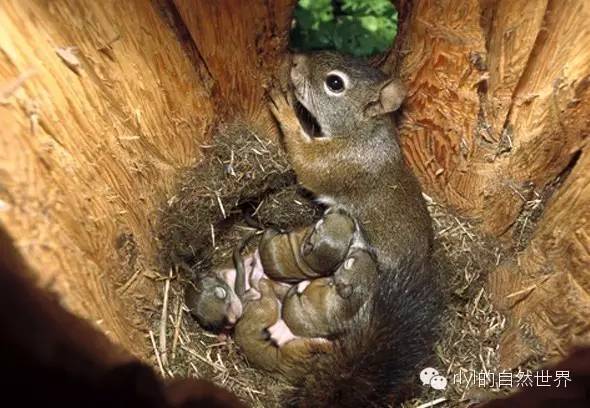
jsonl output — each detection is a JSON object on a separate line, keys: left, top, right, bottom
{"left": 185, "top": 274, "right": 243, "bottom": 333}
{"left": 290, "top": 51, "right": 406, "bottom": 139}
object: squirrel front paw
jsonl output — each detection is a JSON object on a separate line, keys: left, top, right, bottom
{"left": 268, "top": 88, "right": 303, "bottom": 138}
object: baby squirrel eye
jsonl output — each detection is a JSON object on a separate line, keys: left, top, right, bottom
{"left": 214, "top": 287, "right": 227, "bottom": 300}
{"left": 325, "top": 74, "right": 345, "bottom": 93}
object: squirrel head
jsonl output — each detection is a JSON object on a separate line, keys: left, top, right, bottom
{"left": 290, "top": 51, "right": 406, "bottom": 138}
{"left": 185, "top": 276, "right": 243, "bottom": 333}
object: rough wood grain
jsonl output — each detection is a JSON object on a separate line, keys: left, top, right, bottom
{"left": 0, "top": 0, "right": 214, "bottom": 357}
{"left": 394, "top": 0, "right": 589, "bottom": 235}
{"left": 484, "top": 0, "right": 548, "bottom": 143}
{"left": 481, "top": 0, "right": 590, "bottom": 235}
{"left": 392, "top": 0, "right": 590, "bottom": 365}
{"left": 394, "top": 0, "right": 488, "bottom": 212}
{"left": 172, "top": 0, "right": 295, "bottom": 125}
{"left": 489, "top": 147, "right": 590, "bottom": 367}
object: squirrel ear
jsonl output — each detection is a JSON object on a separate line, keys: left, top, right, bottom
{"left": 365, "top": 78, "right": 406, "bottom": 117}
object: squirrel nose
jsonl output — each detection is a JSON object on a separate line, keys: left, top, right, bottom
{"left": 226, "top": 312, "right": 237, "bottom": 326}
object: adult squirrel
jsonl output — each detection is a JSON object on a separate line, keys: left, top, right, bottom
{"left": 268, "top": 51, "right": 442, "bottom": 406}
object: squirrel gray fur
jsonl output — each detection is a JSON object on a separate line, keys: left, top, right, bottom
{"left": 268, "top": 50, "right": 442, "bottom": 407}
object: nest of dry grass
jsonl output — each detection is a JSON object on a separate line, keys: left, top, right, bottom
{"left": 401, "top": 197, "right": 509, "bottom": 408}
{"left": 145, "top": 280, "right": 287, "bottom": 407}
{"left": 150, "top": 122, "right": 537, "bottom": 407}
{"left": 157, "top": 122, "right": 321, "bottom": 278}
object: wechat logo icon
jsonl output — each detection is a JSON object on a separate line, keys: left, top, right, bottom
{"left": 420, "top": 367, "right": 448, "bottom": 390}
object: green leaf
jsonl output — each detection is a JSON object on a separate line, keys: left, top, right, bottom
{"left": 290, "top": 0, "right": 398, "bottom": 57}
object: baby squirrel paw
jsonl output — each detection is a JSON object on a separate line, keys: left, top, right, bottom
{"left": 267, "top": 319, "right": 297, "bottom": 347}
{"left": 243, "top": 289, "right": 261, "bottom": 301}
{"left": 268, "top": 88, "right": 301, "bottom": 136}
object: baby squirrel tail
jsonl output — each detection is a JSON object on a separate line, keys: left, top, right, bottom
{"left": 285, "top": 256, "right": 442, "bottom": 407}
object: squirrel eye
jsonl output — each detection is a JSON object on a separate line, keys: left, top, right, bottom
{"left": 325, "top": 74, "right": 345, "bottom": 93}
{"left": 214, "top": 287, "right": 227, "bottom": 300}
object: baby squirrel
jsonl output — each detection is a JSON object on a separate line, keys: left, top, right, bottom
{"left": 268, "top": 51, "right": 442, "bottom": 407}
{"left": 232, "top": 279, "right": 333, "bottom": 380}
{"left": 253, "top": 212, "right": 377, "bottom": 344}
{"left": 259, "top": 210, "right": 356, "bottom": 281}
{"left": 233, "top": 214, "right": 380, "bottom": 379}
{"left": 185, "top": 212, "right": 360, "bottom": 337}
{"left": 281, "top": 247, "right": 377, "bottom": 339}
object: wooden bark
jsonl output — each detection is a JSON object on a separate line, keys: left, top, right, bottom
{"left": 393, "top": 0, "right": 590, "bottom": 363}
{"left": 394, "top": 0, "right": 588, "bottom": 236}
{"left": 0, "top": 0, "right": 214, "bottom": 356}
{"left": 173, "top": 0, "right": 294, "bottom": 128}
{"left": 490, "top": 148, "right": 590, "bottom": 367}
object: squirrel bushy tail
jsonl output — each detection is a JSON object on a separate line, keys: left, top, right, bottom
{"left": 285, "top": 256, "right": 442, "bottom": 407}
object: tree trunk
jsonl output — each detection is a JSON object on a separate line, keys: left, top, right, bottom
{"left": 392, "top": 0, "right": 590, "bottom": 366}
{"left": 0, "top": 0, "right": 216, "bottom": 356}
{"left": 173, "top": 0, "right": 294, "bottom": 124}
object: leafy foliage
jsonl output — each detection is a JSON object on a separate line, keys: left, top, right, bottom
{"left": 290, "top": 0, "right": 397, "bottom": 57}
